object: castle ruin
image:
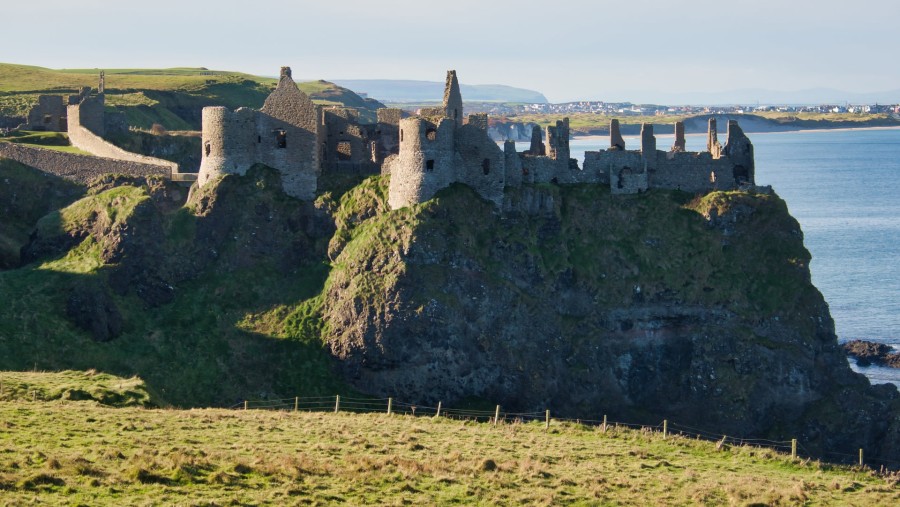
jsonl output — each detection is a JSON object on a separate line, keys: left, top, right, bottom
{"left": 199, "top": 66, "right": 755, "bottom": 207}
{"left": 385, "top": 70, "right": 755, "bottom": 208}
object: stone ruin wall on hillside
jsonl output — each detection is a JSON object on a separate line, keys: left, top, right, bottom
{"left": 0, "top": 141, "right": 170, "bottom": 185}
{"left": 6, "top": 66, "right": 757, "bottom": 206}
{"left": 387, "top": 91, "right": 757, "bottom": 209}
{"left": 198, "top": 67, "right": 321, "bottom": 200}
{"left": 12, "top": 72, "right": 177, "bottom": 182}
{"left": 67, "top": 102, "right": 178, "bottom": 175}
{"left": 195, "top": 66, "right": 756, "bottom": 209}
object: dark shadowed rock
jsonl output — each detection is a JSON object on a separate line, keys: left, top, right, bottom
{"left": 66, "top": 281, "right": 123, "bottom": 342}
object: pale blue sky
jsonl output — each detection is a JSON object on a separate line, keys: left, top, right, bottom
{"left": 2, "top": 0, "right": 898, "bottom": 102}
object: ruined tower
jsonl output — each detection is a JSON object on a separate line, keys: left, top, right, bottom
{"left": 198, "top": 66, "right": 321, "bottom": 200}
{"left": 388, "top": 70, "right": 505, "bottom": 210}
{"left": 443, "top": 70, "right": 463, "bottom": 127}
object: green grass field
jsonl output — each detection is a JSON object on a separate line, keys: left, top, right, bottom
{"left": 0, "top": 63, "right": 382, "bottom": 129}
{"left": 0, "top": 375, "right": 896, "bottom": 506}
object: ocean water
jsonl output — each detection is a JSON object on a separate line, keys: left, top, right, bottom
{"left": 528, "top": 129, "right": 900, "bottom": 386}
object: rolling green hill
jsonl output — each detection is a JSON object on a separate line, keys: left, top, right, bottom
{"left": 0, "top": 63, "right": 384, "bottom": 129}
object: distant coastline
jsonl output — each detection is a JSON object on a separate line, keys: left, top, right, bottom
{"left": 489, "top": 113, "right": 900, "bottom": 141}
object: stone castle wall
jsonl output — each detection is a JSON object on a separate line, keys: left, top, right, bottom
{"left": 67, "top": 104, "right": 178, "bottom": 174}
{"left": 26, "top": 95, "right": 66, "bottom": 132}
{"left": 0, "top": 141, "right": 169, "bottom": 185}
{"left": 387, "top": 117, "right": 457, "bottom": 209}
{"left": 198, "top": 68, "right": 320, "bottom": 200}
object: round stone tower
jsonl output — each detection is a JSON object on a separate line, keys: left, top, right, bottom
{"left": 198, "top": 106, "right": 259, "bottom": 187}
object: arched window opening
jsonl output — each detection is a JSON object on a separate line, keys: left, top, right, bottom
{"left": 425, "top": 128, "right": 437, "bottom": 141}
{"left": 482, "top": 158, "right": 491, "bottom": 175}
{"left": 426, "top": 159, "right": 435, "bottom": 171}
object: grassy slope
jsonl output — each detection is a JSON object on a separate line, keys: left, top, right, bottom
{"left": 0, "top": 399, "right": 896, "bottom": 505}
{"left": 0, "top": 159, "right": 85, "bottom": 267}
{"left": 0, "top": 63, "right": 381, "bottom": 129}
{"left": 0, "top": 172, "right": 348, "bottom": 407}
{"left": 0, "top": 370, "right": 157, "bottom": 406}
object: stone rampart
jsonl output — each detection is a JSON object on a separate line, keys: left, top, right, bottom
{"left": 67, "top": 104, "right": 178, "bottom": 174}
{"left": 0, "top": 142, "right": 169, "bottom": 185}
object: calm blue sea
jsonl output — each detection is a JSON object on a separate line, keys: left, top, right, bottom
{"left": 528, "top": 128, "right": 900, "bottom": 386}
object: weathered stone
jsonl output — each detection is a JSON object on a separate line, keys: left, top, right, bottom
{"left": 672, "top": 121, "right": 686, "bottom": 152}
{"left": 724, "top": 120, "right": 754, "bottom": 185}
{"left": 198, "top": 67, "right": 320, "bottom": 200}
{"left": 528, "top": 125, "right": 544, "bottom": 155}
{"left": 707, "top": 118, "right": 722, "bottom": 158}
{"left": 610, "top": 119, "right": 625, "bottom": 150}
{"left": 443, "top": 70, "right": 463, "bottom": 128}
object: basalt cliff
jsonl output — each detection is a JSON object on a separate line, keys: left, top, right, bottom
{"left": 2, "top": 159, "right": 898, "bottom": 465}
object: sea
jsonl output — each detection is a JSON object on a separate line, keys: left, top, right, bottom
{"left": 523, "top": 128, "right": 900, "bottom": 387}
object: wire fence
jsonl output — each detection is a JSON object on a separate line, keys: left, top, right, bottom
{"left": 231, "top": 394, "right": 900, "bottom": 474}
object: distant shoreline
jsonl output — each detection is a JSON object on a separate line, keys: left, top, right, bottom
{"left": 571, "top": 125, "right": 900, "bottom": 140}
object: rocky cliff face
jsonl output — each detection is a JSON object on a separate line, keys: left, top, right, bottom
{"left": 6, "top": 163, "right": 899, "bottom": 463}
{"left": 321, "top": 178, "right": 900, "bottom": 462}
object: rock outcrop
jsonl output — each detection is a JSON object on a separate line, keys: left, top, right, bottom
{"left": 844, "top": 340, "right": 900, "bottom": 368}
{"left": 321, "top": 177, "right": 900, "bottom": 464}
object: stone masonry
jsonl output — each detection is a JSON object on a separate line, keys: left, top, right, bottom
{"left": 198, "top": 67, "right": 322, "bottom": 200}
{"left": 191, "top": 65, "right": 756, "bottom": 207}
{"left": 0, "top": 141, "right": 169, "bottom": 184}
{"left": 386, "top": 70, "right": 756, "bottom": 209}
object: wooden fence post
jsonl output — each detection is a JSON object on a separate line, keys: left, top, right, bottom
{"left": 545, "top": 410, "right": 550, "bottom": 431}
{"left": 435, "top": 401, "right": 442, "bottom": 418}
{"left": 335, "top": 395, "right": 340, "bottom": 413}
{"left": 791, "top": 439, "right": 797, "bottom": 459}
{"left": 663, "top": 420, "right": 668, "bottom": 440}
{"left": 294, "top": 397, "right": 299, "bottom": 412}
{"left": 387, "top": 397, "right": 393, "bottom": 416}
{"left": 859, "top": 448, "right": 864, "bottom": 467}
{"left": 243, "top": 400, "right": 248, "bottom": 411}
{"left": 602, "top": 414, "right": 607, "bottom": 432}
{"left": 494, "top": 405, "right": 501, "bottom": 426}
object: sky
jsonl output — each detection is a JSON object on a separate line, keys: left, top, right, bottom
{"left": 2, "top": 0, "right": 898, "bottom": 103}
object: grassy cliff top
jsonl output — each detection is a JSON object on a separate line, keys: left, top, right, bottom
{"left": 0, "top": 63, "right": 383, "bottom": 128}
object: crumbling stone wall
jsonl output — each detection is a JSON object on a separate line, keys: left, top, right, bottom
{"left": 67, "top": 104, "right": 178, "bottom": 174}
{"left": 26, "top": 96, "right": 66, "bottom": 132}
{"left": 0, "top": 142, "right": 169, "bottom": 184}
{"left": 198, "top": 67, "right": 321, "bottom": 200}
{"left": 375, "top": 108, "right": 402, "bottom": 161}
{"left": 73, "top": 95, "right": 107, "bottom": 137}
{"left": 443, "top": 71, "right": 463, "bottom": 127}
{"left": 322, "top": 107, "right": 377, "bottom": 174}
{"left": 454, "top": 121, "right": 505, "bottom": 206}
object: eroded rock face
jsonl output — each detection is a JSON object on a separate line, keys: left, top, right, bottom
{"left": 322, "top": 181, "right": 900, "bottom": 463}
{"left": 66, "top": 281, "right": 123, "bottom": 342}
